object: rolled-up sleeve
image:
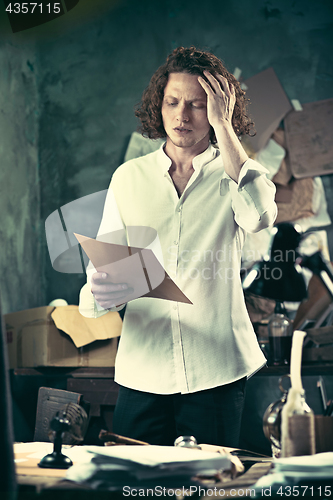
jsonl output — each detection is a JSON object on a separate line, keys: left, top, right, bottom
{"left": 222, "top": 158, "right": 277, "bottom": 233}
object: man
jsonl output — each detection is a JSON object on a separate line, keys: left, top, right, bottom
{"left": 79, "top": 46, "right": 277, "bottom": 447}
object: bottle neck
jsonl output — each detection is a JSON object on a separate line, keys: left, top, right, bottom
{"left": 275, "top": 301, "right": 286, "bottom": 315}
{"left": 286, "top": 388, "right": 313, "bottom": 415}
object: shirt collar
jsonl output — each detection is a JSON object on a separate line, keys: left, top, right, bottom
{"left": 157, "top": 142, "right": 218, "bottom": 175}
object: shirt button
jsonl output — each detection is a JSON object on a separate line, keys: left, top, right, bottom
{"left": 178, "top": 206, "right": 182, "bottom": 212}
{"left": 173, "top": 304, "right": 177, "bottom": 310}
{"left": 174, "top": 240, "right": 178, "bottom": 245}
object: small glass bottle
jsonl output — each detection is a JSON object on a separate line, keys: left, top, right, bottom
{"left": 268, "top": 302, "right": 292, "bottom": 365}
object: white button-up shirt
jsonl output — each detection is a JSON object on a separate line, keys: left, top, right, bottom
{"left": 79, "top": 143, "right": 277, "bottom": 394}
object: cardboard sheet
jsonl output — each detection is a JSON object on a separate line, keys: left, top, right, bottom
{"left": 51, "top": 305, "right": 122, "bottom": 347}
{"left": 74, "top": 233, "right": 192, "bottom": 306}
{"left": 271, "top": 129, "right": 293, "bottom": 185}
{"left": 5, "top": 305, "right": 120, "bottom": 367}
{"left": 275, "top": 177, "right": 314, "bottom": 224}
{"left": 244, "top": 67, "right": 292, "bottom": 152}
{"left": 284, "top": 98, "right": 333, "bottom": 178}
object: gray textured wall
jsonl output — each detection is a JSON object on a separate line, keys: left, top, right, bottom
{"left": 0, "top": 0, "right": 332, "bottom": 312}
{"left": 0, "top": 36, "right": 42, "bottom": 314}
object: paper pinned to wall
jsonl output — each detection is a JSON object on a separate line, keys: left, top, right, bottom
{"left": 243, "top": 67, "right": 292, "bottom": 153}
{"left": 124, "top": 132, "right": 164, "bottom": 162}
{"left": 284, "top": 98, "right": 333, "bottom": 178}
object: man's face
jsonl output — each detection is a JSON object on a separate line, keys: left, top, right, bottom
{"left": 161, "top": 72, "right": 211, "bottom": 150}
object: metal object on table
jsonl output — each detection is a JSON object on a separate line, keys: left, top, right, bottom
{"left": 174, "top": 435, "right": 200, "bottom": 449}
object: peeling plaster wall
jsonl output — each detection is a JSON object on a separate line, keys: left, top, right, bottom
{"left": 0, "top": 40, "right": 42, "bottom": 314}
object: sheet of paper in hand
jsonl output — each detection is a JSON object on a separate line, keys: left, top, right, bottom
{"left": 74, "top": 231, "right": 192, "bottom": 306}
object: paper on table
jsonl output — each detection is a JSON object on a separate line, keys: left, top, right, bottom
{"left": 273, "top": 452, "right": 333, "bottom": 473}
{"left": 14, "top": 442, "right": 54, "bottom": 455}
{"left": 252, "top": 453, "right": 333, "bottom": 495}
{"left": 74, "top": 233, "right": 192, "bottom": 306}
{"left": 65, "top": 445, "right": 232, "bottom": 485}
{"left": 27, "top": 445, "right": 93, "bottom": 463}
{"left": 84, "top": 444, "right": 231, "bottom": 477}
{"left": 243, "top": 67, "right": 292, "bottom": 153}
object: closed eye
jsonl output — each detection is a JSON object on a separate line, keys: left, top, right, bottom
{"left": 190, "top": 102, "right": 206, "bottom": 109}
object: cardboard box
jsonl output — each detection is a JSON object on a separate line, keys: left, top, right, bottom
{"left": 315, "top": 415, "right": 333, "bottom": 453}
{"left": 303, "top": 325, "right": 333, "bottom": 362}
{"left": 5, "top": 306, "right": 121, "bottom": 369}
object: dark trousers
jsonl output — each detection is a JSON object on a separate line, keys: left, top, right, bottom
{"left": 113, "top": 377, "right": 246, "bottom": 447}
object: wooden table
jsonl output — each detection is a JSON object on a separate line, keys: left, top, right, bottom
{"left": 15, "top": 444, "right": 273, "bottom": 499}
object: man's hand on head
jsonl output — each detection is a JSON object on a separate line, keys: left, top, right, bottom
{"left": 198, "top": 70, "right": 247, "bottom": 181}
{"left": 91, "top": 272, "right": 133, "bottom": 310}
{"left": 198, "top": 71, "right": 236, "bottom": 131}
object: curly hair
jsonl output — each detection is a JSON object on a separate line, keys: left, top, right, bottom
{"left": 135, "top": 46, "right": 255, "bottom": 144}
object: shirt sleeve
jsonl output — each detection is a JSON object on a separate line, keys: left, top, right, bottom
{"left": 78, "top": 181, "right": 127, "bottom": 318}
{"left": 221, "top": 158, "right": 277, "bottom": 233}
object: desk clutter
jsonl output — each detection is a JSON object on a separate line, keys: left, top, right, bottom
{"left": 65, "top": 444, "right": 233, "bottom": 488}
{"left": 14, "top": 370, "right": 332, "bottom": 497}
{"left": 30, "top": 391, "right": 247, "bottom": 488}
{"left": 252, "top": 452, "right": 333, "bottom": 497}
{"left": 15, "top": 441, "right": 245, "bottom": 491}
{"left": 15, "top": 441, "right": 333, "bottom": 497}
{"left": 263, "top": 331, "right": 333, "bottom": 463}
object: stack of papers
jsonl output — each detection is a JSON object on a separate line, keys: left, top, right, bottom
{"left": 66, "top": 445, "right": 232, "bottom": 490}
{"left": 252, "top": 453, "right": 333, "bottom": 495}
{"left": 273, "top": 453, "right": 333, "bottom": 478}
